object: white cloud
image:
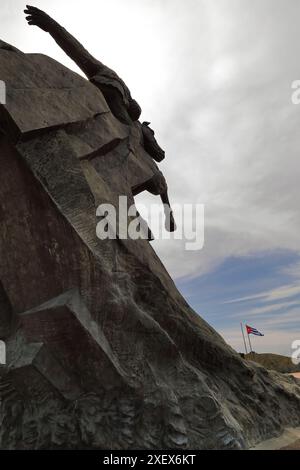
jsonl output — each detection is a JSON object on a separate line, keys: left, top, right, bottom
{"left": 248, "top": 300, "right": 300, "bottom": 316}
{"left": 225, "top": 284, "right": 300, "bottom": 306}
{"left": 260, "top": 308, "right": 300, "bottom": 327}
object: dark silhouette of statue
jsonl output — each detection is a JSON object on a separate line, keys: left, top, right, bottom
{"left": 24, "top": 5, "right": 176, "bottom": 232}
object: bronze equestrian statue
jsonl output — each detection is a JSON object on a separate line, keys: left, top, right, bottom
{"left": 24, "top": 5, "right": 176, "bottom": 232}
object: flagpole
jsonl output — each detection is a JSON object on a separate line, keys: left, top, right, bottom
{"left": 247, "top": 329, "right": 253, "bottom": 354}
{"left": 240, "top": 323, "right": 248, "bottom": 354}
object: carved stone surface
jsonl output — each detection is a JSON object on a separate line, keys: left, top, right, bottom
{"left": 0, "top": 42, "right": 300, "bottom": 450}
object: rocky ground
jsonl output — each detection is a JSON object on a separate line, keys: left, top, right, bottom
{"left": 253, "top": 427, "right": 300, "bottom": 450}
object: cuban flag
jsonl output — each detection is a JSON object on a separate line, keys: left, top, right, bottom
{"left": 246, "top": 325, "right": 264, "bottom": 336}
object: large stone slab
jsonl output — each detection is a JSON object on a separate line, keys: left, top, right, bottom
{"left": 0, "top": 44, "right": 109, "bottom": 139}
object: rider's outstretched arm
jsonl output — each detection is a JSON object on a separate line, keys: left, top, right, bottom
{"left": 24, "top": 5, "right": 102, "bottom": 79}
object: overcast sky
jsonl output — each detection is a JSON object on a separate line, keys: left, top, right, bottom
{"left": 1, "top": 0, "right": 300, "bottom": 356}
